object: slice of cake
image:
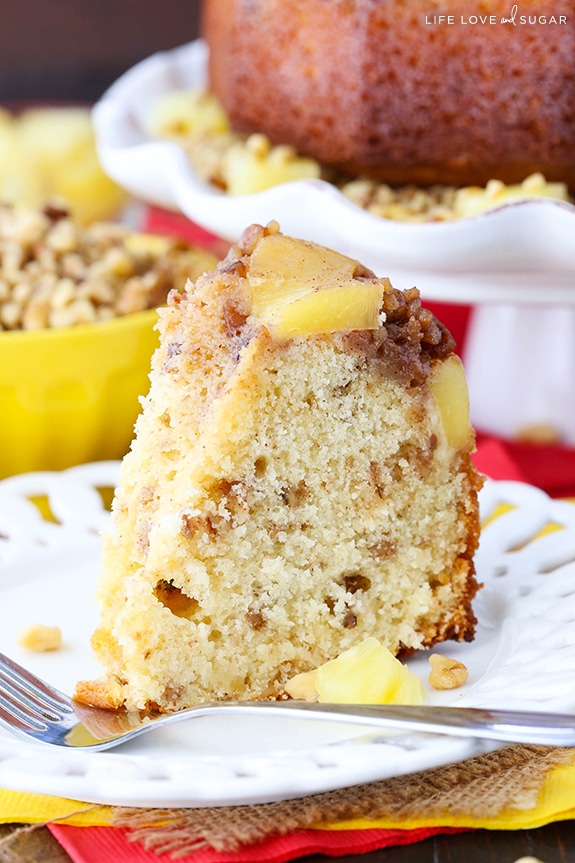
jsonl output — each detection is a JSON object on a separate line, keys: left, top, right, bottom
{"left": 76, "top": 222, "right": 483, "bottom": 712}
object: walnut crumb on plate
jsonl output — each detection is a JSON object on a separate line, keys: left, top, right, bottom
{"left": 17, "top": 623, "right": 62, "bottom": 652}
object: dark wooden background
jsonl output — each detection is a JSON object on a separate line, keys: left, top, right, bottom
{"left": 0, "top": 0, "right": 202, "bottom": 103}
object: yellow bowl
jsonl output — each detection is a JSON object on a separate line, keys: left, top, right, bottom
{"left": 0, "top": 309, "right": 160, "bottom": 479}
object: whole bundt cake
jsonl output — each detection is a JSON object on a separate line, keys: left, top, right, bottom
{"left": 202, "top": 0, "right": 575, "bottom": 189}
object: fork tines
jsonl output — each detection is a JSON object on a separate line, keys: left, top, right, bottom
{"left": 0, "top": 651, "right": 73, "bottom": 733}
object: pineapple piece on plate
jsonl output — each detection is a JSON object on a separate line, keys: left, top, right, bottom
{"left": 285, "top": 637, "right": 426, "bottom": 705}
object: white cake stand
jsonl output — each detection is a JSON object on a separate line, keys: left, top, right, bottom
{"left": 92, "top": 39, "right": 575, "bottom": 445}
{"left": 463, "top": 301, "right": 575, "bottom": 445}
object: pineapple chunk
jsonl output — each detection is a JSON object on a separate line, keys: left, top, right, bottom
{"left": 316, "top": 638, "right": 425, "bottom": 704}
{"left": 51, "top": 145, "right": 127, "bottom": 225}
{"left": 124, "top": 233, "right": 173, "bottom": 256}
{"left": 0, "top": 108, "right": 16, "bottom": 164}
{"left": 429, "top": 355, "right": 473, "bottom": 451}
{"left": 17, "top": 624, "right": 62, "bottom": 653}
{"left": 151, "top": 88, "right": 230, "bottom": 138}
{"left": 18, "top": 107, "right": 95, "bottom": 169}
{"left": 223, "top": 135, "right": 320, "bottom": 196}
{"left": 248, "top": 235, "right": 329, "bottom": 314}
{"left": 392, "top": 664, "right": 428, "bottom": 704}
{"left": 0, "top": 107, "right": 125, "bottom": 223}
{"left": 0, "top": 113, "right": 45, "bottom": 205}
{"left": 286, "top": 637, "right": 425, "bottom": 705}
{"left": 274, "top": 283, "right": 383, "bottom": 338}
{"left": 454, "top": 172, "right": 569, "bottom": 218}
{"left": 247, "top": 234, "right": 383, "bottom": 337}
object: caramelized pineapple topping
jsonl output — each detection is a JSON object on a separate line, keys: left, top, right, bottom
{"left": 246, "top": 233, "right": 384, "bottom": 338}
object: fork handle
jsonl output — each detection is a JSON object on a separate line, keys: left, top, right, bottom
{"left": 172, "top": 701, "right": 575, "bottom": 747}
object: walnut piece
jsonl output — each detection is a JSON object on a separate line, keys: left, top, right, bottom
{"left": 428, "top": 653, "right": 469, "bottom": 690}
{"left": 0, "top": 201, "right": 217, "bottom": 331}
{"left": 17, "top": 623, "right": 62, "bottom": 652}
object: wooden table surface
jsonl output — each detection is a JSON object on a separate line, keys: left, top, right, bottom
{"left": 3, "top": 821, "right": 575, "bottom": 862}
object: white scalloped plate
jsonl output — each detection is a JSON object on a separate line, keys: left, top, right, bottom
{"left": 1, "top": 463, "right": 575, "bottom": 807}
{"left": 92, "top": 40, "right": 575, "bottom": 306}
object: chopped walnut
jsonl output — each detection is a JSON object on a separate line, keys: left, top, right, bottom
{"left": 342, "top": 573, "right": 371, "bottom": 594}
{"left": 284, "top": 669, "right": 318, "bottom": 702}
{"left": 246, "top": 609, "right": 266, "bottom": 630}
{"left": 17, "top": 623, "right": 62, "bottom": 652}
{"left": 428, "top": 654, "right": 469, "bottom": 690}
{"left": 342, "top": 609, "right": 358, "bottom": 629}
{"left": 0, "top": 201, "right": 217, "bottom": 331}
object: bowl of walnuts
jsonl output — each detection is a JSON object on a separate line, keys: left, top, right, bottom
{"left": 0, "top": 199, "right": 217, "bottom": 479}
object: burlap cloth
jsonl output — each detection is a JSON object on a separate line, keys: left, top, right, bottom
{"left": 111, "top": 744, "right": 575, "bottom": 856}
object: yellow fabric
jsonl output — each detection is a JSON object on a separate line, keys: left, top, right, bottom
{"left": 2, "top": 759, "right": 575, "bottom": 832}
{"left": 0, "top": 788, "right": 112, "bottom": 826}
{"left": 321, "top": 760, "right": 575, "bottom": 832}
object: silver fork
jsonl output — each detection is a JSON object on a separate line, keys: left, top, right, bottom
{"left": 2, "top": 650, "right": 575, "bottom": 752}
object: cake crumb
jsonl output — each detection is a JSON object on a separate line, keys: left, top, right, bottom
{"left": 17, "top": 624, "right": 62, "bottom": 652}
{"left": 74, "top": 676, "right": 125, "bottom": 710}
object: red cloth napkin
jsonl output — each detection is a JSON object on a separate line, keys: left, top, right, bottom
{"left": 472, "top": 434, "right": 529, "bottom": 485}
{"left": 49, "top": 824, "right": 470, "bottom": 863}
{"left": 144, "top": 207, "right": 231, "bottom": 259}
{"left": 473, "top": 434, "right": 575, "bottom": 498}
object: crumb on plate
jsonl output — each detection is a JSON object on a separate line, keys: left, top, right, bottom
{"left": 17, "top": 623, "right": 62, "bottom": 652}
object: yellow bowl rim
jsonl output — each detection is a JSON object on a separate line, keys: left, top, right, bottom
{"left": 0, "top": 307, "right": 161, "bottom": 345}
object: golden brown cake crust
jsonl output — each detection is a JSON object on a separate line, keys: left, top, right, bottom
{"left": 203, "top": 0, "right": 575, "bottom": 189}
